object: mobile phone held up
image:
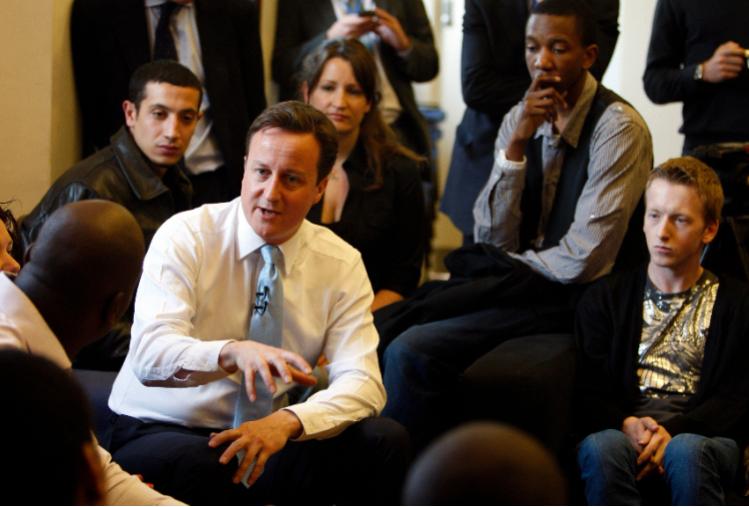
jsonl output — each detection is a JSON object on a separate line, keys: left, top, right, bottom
{"left": 358, "top": 10, "right": 376, "bottom": 17}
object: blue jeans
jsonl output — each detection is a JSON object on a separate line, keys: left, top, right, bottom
{"left": 578, "top": 429, "right": 739, "bottom": 505}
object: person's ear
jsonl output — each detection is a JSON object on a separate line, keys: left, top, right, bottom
{"left": 301, "top": 82, "right": 310, "bottom": 103}
{"left": 123, "top": 100, "right": 138, "bottom": 128}
{"left": 703, "top": 219, "right": 719, "bottom": 245}
{"left": 76, "top": 440, "right": 106, "bottom": 506}
{"left": 582, "top": 43, "right": 599, "bottom": 71}
{"left": 314, "top": 175, "right": 329, "bottom": 204}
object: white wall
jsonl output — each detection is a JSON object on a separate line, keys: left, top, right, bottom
{"left": 602, "top": 0, "right": 683, "bottom": 164}
{"left": 427, "top": 0, "right": 465, "bottom": 251}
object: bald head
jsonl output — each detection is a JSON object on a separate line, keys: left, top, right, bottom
{"left": 403, "top": 422, "right": 567, "bottom": 505}
{"left": 19, "top": 200, "right": 145, "bottom": 356}
{"left": 29, "top": 200, "right": 144, "bottom": 291}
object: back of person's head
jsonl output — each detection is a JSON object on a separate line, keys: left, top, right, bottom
{"left": 0, "top": 350, "right": 104, "bottom": 505}
{"left": 403, "top": 422, "right": 567, "bottom": 505}
{"left": 245, "top": 100, "right": 339, "bottom": 182}
{"left": 648, "top": 156, "right": 724, "bottom": 225}
{"left": 531, "top": 0, "right": 597, "bottom": 46}
{"left": 20, "top": 200, "right": 145, "bottom": 354}
{"left": 128, "top": 59, "right": 203, "bottom": 110}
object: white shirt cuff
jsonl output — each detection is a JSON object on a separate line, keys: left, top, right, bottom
{"left": 497, "top": 149, "right": 527, "bottom": 170}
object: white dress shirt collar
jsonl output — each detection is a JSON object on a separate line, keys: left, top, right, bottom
{"left": 236, "top": 203, "right": 309, "bottom": 278}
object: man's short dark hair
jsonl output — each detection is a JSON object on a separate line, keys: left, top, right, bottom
{"left": 531, "top": 0, "right": 597, "bottom": 46}
{"left": 128, "top": 60, "right": 203, "bottom": 109}
{"left": 0, "top": 350, "right": 97, "bottom": 504}
{"left": 245, "top": 101, "right": 338, "bottom": 182}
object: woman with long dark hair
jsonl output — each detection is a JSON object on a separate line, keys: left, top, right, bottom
{"left": 300, "top": 38, "right": 426, "bottom": 311}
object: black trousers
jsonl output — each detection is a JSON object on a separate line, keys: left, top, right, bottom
{"left": 105, "top": 414, "right": 410, "bottom": 505}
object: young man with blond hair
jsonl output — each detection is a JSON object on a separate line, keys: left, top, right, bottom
{"left": 576, "top": 156, "right": 749, "bottom": 504}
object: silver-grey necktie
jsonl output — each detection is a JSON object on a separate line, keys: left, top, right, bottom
{"left": 233, "top": 244, "right": 284, "bottom": 428}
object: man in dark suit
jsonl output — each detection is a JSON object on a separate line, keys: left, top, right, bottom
{"left": 71, "top": 0, "right": 266, "bottom": 204}
{"left": 272, "top": 0, "right": 438, "bottom": 163}
{"left": 441, "top": 0, "right": 619, "bottom": 243}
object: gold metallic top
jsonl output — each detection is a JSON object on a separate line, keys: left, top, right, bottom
{"left": 638, "top": 270, "right": 719, "bottom": 398}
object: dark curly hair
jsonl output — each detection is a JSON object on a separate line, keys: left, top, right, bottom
{"left": 0, "top": 202, "right": 22, "bottom": 263}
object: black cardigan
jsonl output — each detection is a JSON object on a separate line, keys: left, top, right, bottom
{"left": 575, "top": 265, "right": 749, "bottom": 444}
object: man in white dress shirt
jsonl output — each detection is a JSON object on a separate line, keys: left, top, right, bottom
{"left": 0, "top": 200, "right": 183, "bottom": 505}
{"left": 107, "top": 101, "right": 409, "bottom": 505}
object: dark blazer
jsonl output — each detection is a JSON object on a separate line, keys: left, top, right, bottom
{"left": 70, "top": 0, "right": 266, "bottom": 197}
{"left": 271, "top": 0, "right": 438, "bottom": 158}
{"left": 440, "top": 0, "right": 619, "bottom": 236}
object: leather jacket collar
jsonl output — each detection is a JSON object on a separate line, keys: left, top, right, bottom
{"left": 110, "top": 127, "right": 191, "bottom": 201}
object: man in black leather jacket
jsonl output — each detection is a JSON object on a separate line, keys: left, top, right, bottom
{"left": 20, "top": 60, "right": 202, "bottom": 370}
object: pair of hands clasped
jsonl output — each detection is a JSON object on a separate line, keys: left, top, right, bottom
{"left": 622, "top": 416, "right": 673, "bottom": 481}
{"left": 326, "top": 7, "right": 412, "bottom": 53}
{"left": 211, "top": 341, "right": 317, "bottom": 487}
